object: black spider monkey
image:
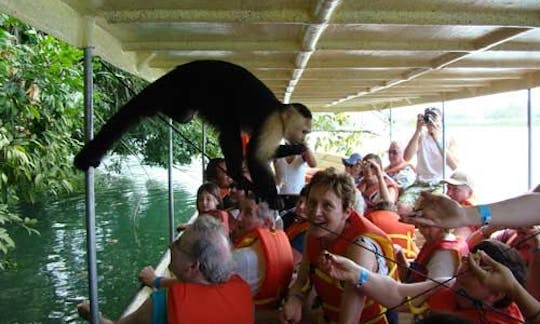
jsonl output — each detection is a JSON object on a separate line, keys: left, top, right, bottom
{"left": 74, "top": 60, "right": 313, "bottom": 209}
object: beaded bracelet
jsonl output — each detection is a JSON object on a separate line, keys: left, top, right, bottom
{"left": 153, "top": 276, "right": 163, "bottom": 289}
{"left": 477, "top": 205, "right": 492, "bottom": 225}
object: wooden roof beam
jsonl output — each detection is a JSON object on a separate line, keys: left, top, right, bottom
{"left": 103, "top": 9, "right": 310, "bottom": 24}
{"left": 334, "top": 10, "right": 540, "bottom": 27}
{"left": 283, "top": 0, "right": 342, "bottom": 103}
{"left": 327, "top": 27, "right": 534, "bottom": 108}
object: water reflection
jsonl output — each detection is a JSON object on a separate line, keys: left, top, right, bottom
{"left": 0, "top": 163, "right": 198, "bottom": 322}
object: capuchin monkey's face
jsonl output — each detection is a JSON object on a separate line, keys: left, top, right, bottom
{"left": 284, "top": 110, "right": 312, "bottom": 145}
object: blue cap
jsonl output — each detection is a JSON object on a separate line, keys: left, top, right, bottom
{"left": 342, "top": 153, "right": 362, "bottom": 166}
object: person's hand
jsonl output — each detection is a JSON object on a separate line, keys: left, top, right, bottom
{"left": 364, "top": 159, "right": 382, "bottom": 175}
{"left": 400, "top": 191, "right": 468, "bottom": 228}
{"left": 317, "top": 251, "right": 361, "bottom": 284}
{"left": 176, "top": 223, "right": 188, "bottom": 232}
{"left": 467, "top": 251, "right": 517, "bottom": 295}
{"left": 279, "top": 294, "right": 303, "bottom": 323}
{"left": 516, "top": 225, "right": 540, "bottom": 248}
{"left": 138, "top": 266, "right": 157, "bottom": 287}
{"left": 416, "top": 113, "right": 425, "bottom": 131}
{"left": 76, "top": 301, "right": 91, "bottom": 321}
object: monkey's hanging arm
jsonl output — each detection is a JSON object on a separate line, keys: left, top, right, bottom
{"left": 274, "top": 144, "right": 307, "bottom": 159}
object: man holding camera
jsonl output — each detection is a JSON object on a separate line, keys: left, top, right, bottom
{"left": 396, "top": 108, "right": 459, "bottom": 216}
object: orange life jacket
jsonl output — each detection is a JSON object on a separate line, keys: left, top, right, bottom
{"left": 167, "top": 275, "right": 254, "bottom": 324}
{"left": 407, "top": 237, "right": 469, "bottom": 283}
{"left": 306, "top": 210, "right": 395, "bottom": 324}
{"left": 241, "top": 132, "right": 250, "bottom": 156}
{"left": 427, "top": 288, "right": 524, "bottom": 324}
{"left": 285, "top": 219, "right": 309, "bottom": 242}
{"left": 365, "top": 210, "right": 418, "bottom": 259}
{"left": 234, "top": 228, "right": 294, "bottom": 309}
{"left": 219, "top": 187, "right": 230, "bottom": 199}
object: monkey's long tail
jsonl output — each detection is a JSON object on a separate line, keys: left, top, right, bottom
{"left": 73, "top": 98, "right": 150, "bottom": 171}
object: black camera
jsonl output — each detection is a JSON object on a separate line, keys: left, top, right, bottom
{"left": 423, "top": 108, "right": 438, "bottom": 124}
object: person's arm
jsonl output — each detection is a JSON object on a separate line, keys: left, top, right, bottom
{"left": 428, "top": 121, "right": 459, "bottom": 170}
{"left": 394, "top": 245, "right": 411, "bottom": 282}
{"left": 403, "top": 115, "right": 424, "bottom": 162}
{"left": 272, "top": 159, "right": 284, "bottom": 188}
{"left": 318, "top": 251, "right": 452, "bottom": 309}
{"left": 444, "top": 137, "right": 459, "bottom": 170}
{"left": 468, "top": 251, "right": 540, "bottom": 323}
{"left": 280, "top": 247, "right": 311, "bottom": 323}
{"left": 526, "top": 229, "right": 540, "bottom": 300}
{"left": 302, "top": 147, "right": 317, "bottom": 168}
{"left": 368, "top": 160, "right": 397, "bottom": 204}
{"left": 139, "top": 266, "right": 176, "bottom": 288}
{"left": 402, "top": 191, "right": 540, "bottom": 228}
{"left": 77, "top": 298, "right": 153, "bottom": 324}
{"left": 338, "top": 237, "right": 379, "bottom": 323}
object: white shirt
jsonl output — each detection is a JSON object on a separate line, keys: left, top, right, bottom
{"left": 274, "top": 155, "right": 307, "bottom": 194}
{"left": 232, "top": 243, "right": 265, "bottom": 294}
{"left": 416, "top": 132, "right": 447, "bottom": 183}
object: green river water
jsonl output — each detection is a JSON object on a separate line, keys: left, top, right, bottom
{"left": 0, "top": 163, "right": 199, "bottom": 323}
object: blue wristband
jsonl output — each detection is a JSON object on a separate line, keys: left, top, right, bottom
{"left": 153, "top": 276, "right": 163, "bottom": 289}
{"left": 478, "top": 205, "right": 492, "bottom": 225}
{"left": 355, "top": 268, "right": 369, "bottom": 287}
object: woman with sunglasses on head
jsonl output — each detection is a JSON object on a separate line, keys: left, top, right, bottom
{"left": 357, "top": 153, "right": 400, "bottom": 215}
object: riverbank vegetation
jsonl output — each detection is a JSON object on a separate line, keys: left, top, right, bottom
{"left": 0, "top": 14, "right": 221, "bottom": 268}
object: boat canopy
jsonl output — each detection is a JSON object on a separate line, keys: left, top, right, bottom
{"left": 2, "top": 0, "right": 540, "bottom": 112}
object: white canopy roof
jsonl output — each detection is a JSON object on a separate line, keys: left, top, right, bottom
{"left": 3, "top": 0, "right": 540, "bottom": 112}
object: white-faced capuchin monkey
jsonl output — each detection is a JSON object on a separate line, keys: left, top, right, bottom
{"left": 74, "top": 60, "right": 312, "bottom": 210}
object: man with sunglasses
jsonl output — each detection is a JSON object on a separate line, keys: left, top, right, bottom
{"left": 384, "top": 141, "right": 416, "bottom": 190}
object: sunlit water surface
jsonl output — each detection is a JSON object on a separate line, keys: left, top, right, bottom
{"left": 0, "top": 161, "right": 200, "bottom": 323}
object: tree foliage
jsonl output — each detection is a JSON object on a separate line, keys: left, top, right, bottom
{"left": 312, "top": 112, "right": 366, "bottom": 155}
{"left": 0, "top": 15, "right": 219, "bottom": 268}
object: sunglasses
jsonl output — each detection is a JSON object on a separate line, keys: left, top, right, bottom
{"left": 388, "top": 150, "right": 399, "bottom": 155}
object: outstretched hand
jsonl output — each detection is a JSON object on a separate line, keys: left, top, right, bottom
{"left": 317, "top": 251, "right": 362, "bottom": 284}
{"left": 139, "top": 266, "right": 157, "bottom": 287}
{"left": 400, "top": 191, "right": 469, "bottom": 228}
{"left": 76, "top": 301, "right": 92, "bottom": 321}
{"left": 467, "top": 251, "right": 517, "bottom": 295}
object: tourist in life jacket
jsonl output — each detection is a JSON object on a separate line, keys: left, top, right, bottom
{"left": 318, "top": 239, "right": 529, "bottom": 324}
{"left": 439, "top": 170, "right": 479, "bottom": 241}
{"left": 177, "top": 182, "right": 229, "bottom": 233}
{"left": 398, "top": 225, "right": 468, "bottom": 284}
{"left": 232, "top": 192, "right": 294, "bottom": 320}
{"left": 282, "top": 185, "right": 310, "bottom": 267}
{"left": 384, "top": 141, "right": 416, "bottom": 191}
{"left": 77, "top": 215, "right": 253, "bottom": 324}
{"left": 280, "top": 168, "right": 395, "bottom": 324}
{"left": 357, "top": 153, "right": 399, "bottom": 215}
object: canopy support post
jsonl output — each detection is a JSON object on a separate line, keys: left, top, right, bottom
{"left": 168, "top": 118, "right": 175, "bottom": 242}
{"left": 202, "top": 122, "right": 207, "bottom": 181}
{"left": 441, "top": 100, "right": 447, "bottom": 179}
{"left": 527, "top": 88, "right": 533, "bottom": 190}
{"left": 83, "top": 46, "right": 99, "bottom": 324}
